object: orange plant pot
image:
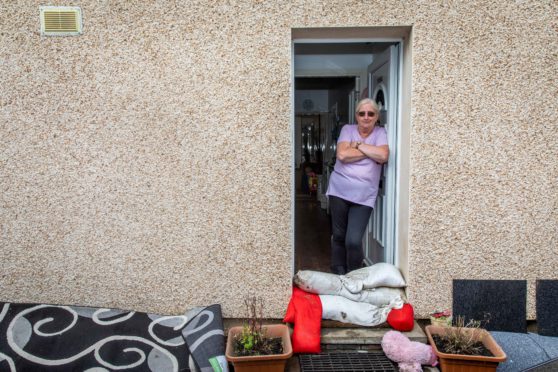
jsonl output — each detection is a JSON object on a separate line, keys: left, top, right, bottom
{"left": 426, "top": 325, "right": 507, "bottom": 372}
{"left": 225, "top": 324, "right": 293, "bottom": 372}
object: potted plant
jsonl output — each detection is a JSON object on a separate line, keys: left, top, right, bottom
{"left": 425, "top": 316, "right": 506, "bottom": 372}
{"left": 225, "top": 296, "right": 292, "bottom": 372}
{"left": 430, "top": 309, "right": 452, "bottom": 327}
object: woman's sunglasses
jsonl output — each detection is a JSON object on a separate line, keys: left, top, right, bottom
{"left": 358, "top": 111, "right": 377, "bottom": 118}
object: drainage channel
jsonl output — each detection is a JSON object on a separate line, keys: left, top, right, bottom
{"left": 299, "top": 351, "right": 397, "bottom": 372}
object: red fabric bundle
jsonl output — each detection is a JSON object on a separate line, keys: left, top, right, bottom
{"left": 283, "top": 286, "right": 322, "bottom": 353}
{"left": 387, "top": 303, "right": 415, "bottom": 332}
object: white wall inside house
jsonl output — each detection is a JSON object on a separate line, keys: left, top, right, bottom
{"left": 295, "top": 54, "right": 373, "bottom": 79}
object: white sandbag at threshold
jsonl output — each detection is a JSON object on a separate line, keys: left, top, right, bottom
{"left": 294, "top": 262, "right": 407, "bottom": 325}
{"left": 295, "top": 272, "right": 406, "bottom": 306}
{"left": 320, "top": 295, "right": 404, "bottom": 327}
{"left": 294, "top": 263, "right": 406, "bottom": 301}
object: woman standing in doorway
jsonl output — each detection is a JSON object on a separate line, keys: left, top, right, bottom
{"left": 326, "top": 98, "right": 389, "bottom": 275}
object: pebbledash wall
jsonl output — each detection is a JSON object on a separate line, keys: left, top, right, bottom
{"left": 1, "top": 1, "right": 556, "bottom": 319}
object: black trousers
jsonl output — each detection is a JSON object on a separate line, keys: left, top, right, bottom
{"left": 329, "top": 195, "right": 373, "bottom": 274}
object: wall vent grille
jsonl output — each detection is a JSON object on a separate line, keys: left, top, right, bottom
{"left": 40, "top": 6, "right": 82, "bottom": 36}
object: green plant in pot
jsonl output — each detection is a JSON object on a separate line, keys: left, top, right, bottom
{"left": 225, "top": 296, "right": 292, "bottom": 372}
{"left": 425, "top": 316, "right": 506, "bottom": 372}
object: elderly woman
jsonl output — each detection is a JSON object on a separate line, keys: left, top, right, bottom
{"left": 326, "top": 98, "right": 389, "bottom": 275}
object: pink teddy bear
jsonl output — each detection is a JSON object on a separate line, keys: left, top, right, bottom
{"left": 381, "top": 330, "right": 438, "bottom": 372}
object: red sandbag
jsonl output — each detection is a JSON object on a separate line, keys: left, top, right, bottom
{"left": 387, "top": 303, "right": 415, "bottom": 332}
{"left": 283, "top": 286, "right": 322, "bottom": 353}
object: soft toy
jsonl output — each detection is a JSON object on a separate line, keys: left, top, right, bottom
{"left": 381, "top": 331, "right": 438, "bottom": 372}
{"left": 387, "top": 303, "right": 414, "bottom": 331}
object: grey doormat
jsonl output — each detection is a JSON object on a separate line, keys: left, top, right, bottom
{"left": 299, "top": 352, "right": 397, "bottom": 372}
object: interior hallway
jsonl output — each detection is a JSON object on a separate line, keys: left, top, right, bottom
{"left": 294, "top": 193, "right": 331, "bottom": 273}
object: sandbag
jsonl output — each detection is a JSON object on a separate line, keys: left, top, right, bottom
{"left": 387, "top": 303, "right": 415, "bottom": 332}
{"left": 340, "top": 287, "right": 406, "bottom": 307}
{"left": 283, "top": 286, "right": 322, "bottom": 354}
{"left": 294, "top": 270, "right": 343, "bottom": 295}
{"left": 341, "top": 263, "right": 406, "bottom": 293}
{"left": 320, "top": 295, "right": 403, "bottom": 327}
{"left": 294, "top": 270, "right": 406, "bottom": 307}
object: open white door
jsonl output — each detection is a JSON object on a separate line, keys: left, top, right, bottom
{"left": 363, "top": 44, "right": 400, "bottom": 265}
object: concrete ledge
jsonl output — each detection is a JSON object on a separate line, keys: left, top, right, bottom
{"left": 321, "top": 321, "right": 427, "bottom": 345}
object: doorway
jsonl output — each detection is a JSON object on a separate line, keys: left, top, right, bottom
{"left": 293, "top": 40, "right": 402, "bottom": 273}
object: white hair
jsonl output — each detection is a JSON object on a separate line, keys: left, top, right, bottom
{"left": 355, "top": 98, "right": 380, "bottom": 117}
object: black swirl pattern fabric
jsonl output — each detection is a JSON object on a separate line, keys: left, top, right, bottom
{"left": 0, "top": 302, "right": 227, "bottom": 372}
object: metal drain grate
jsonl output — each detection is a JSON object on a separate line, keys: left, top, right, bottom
{"left": 299, "top": 351, "right": 398, "bottom": 372}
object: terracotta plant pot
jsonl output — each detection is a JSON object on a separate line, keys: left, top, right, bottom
{"left": 225, "top": 324, "right": 293, "bottom": 372}
{"left": 425, "top": 325, "right": 507, "bottom": 372}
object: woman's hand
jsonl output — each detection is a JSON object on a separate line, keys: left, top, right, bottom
{"left": 337, "top": 141, "right": 366, "bottom": 163}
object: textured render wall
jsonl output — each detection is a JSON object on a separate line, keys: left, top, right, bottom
{"left": 1, "top": 1, "right": 556, "bottom": 318}
{"left": 407, "top": 1, "right": 557, "bottom": 319}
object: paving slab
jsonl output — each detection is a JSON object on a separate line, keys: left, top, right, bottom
{"left": 321, "top": 321, "right": 427, "bottom": 345}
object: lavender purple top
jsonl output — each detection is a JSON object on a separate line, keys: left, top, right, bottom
{"left": 326, "top": 124, "right": 388, "bottom": 208}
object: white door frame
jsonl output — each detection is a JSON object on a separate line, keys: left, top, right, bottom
{"left": 365, "top": 44, "right": 401, "bottom": 266}
{"left": 291, "top": 36, "right": 405, "bottom": 271}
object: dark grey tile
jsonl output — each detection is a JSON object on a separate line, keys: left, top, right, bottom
{"left": 536, "top": 280, "right": 558, "bottom": 337}
{"left": 453, "top": 279, "right": 527, "bottom": 332}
